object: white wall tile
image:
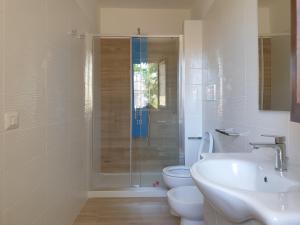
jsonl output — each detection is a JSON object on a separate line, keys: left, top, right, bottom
{"left": 0, "top": 0, "right": 97, "bottom": 224}
{"left": 202, "top": 0, "right": 292, "bottom": 156}
{"left": 184, "top": 20, "right": 203, "bottom": 69}
{"left": 186, "top": 68, "right": 202, "bottom": 85}
{"left": 287, "top": 122, "right": 300, "bottom": 166}
{"left": 186, "top": 85, "right": 202, "bottom": 114}
{"left": 5, "top": 0, "right": 46, "bottom": 96}
{"left": 5, "top": 94, "right": 46, "bottom": 129}
{"left": 202, "top": 0, "right": 300, "bottom": 223}
{"left": 3, "top": 127, "right": 45, "bottom": 171}
{"left": 2, "top": 154, "right": 47, "bottom": 213}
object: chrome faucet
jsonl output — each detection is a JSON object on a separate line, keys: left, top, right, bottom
{"left": 249, "top": 135, "right": 287, "bottom": 172}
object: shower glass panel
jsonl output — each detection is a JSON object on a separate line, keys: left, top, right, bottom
{"left": 91, "top": 36, "right": 180, "bottom": 190}
{"left": 91, "top": 37, "right": 131, "bottom": 189}
{"left": 131, "top": 37, "right": 180, "bottom": 187}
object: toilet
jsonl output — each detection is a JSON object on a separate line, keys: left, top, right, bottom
{"left": 163, "top": 132, "right": 214, "bottom": 225}
{"left": 162, "top": 132, "right": 214, "bottom": 189}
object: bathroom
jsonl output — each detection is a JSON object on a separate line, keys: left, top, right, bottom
{"left": 0, "top": 0, "right": 299, "bottom": 225}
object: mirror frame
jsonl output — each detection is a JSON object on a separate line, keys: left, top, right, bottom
{"left": 291, "top": 0, "right": 300, "bottom": 122}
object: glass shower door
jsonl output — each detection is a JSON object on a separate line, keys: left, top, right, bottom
{"left": 131, "top": 37, "right": 180, "bottom": 187}
{"left": 91, "top": 36, "right": 181, "bottom": 190}
{"left": 91, "top": 37, "right": 131, "bottom": 189}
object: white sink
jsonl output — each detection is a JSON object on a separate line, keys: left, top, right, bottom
{"left": 191, "top": 153, "right": 300, "bottom": 225}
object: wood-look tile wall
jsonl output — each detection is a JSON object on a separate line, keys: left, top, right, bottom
{"left": 259, "top": 38, "right": 272, "bottom": 110}
{"left": 94, "top": 38, "right": 131, "bottom": 173}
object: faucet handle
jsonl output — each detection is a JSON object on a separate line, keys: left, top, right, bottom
{"left": 261, "top": 134, "right": 285, "bottom": 144}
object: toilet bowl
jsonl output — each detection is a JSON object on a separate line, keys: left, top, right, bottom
{"left": 162, "top": 166, "right": 194, "bottom": 189}
{"left": 162, "top": 132, "right": 214, "bottom": 189}
{"left": 167, "top": 186, "right": 204, "bottom": 225}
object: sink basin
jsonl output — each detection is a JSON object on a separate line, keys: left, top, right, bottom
{"left": 196, "top": 159, "right": 299, "bottom": 193}
{"left": 191, "top": 153, "right": 300, "bottom": 225}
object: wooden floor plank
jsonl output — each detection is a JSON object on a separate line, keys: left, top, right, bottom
{"left": 73, "top": 198, "right": 179, "bottom": 225}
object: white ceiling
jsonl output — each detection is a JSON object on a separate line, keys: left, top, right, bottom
{"left": 97, "top": 0, "right": 195, "bottom": 9}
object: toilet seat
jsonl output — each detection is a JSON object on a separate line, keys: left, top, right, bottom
{"left": 163, "top": 166, "right": 190, "bottom": 178}
{"left": 162, "top": 166, "right": 194, "bottom": 189}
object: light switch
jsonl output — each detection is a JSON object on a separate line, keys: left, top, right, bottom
{"left": 4, "top": 112, "right": 19, "bottom": 131}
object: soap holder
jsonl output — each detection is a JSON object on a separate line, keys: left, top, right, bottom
{"left": 215, "top": 128, "right": 241, "bottom": 136}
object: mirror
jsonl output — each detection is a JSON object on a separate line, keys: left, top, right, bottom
{"left": 258, "top": 0, "right": 291, "bottom": 111}
{"left": 291, "top": 0, "right": 300, "bottom": 122}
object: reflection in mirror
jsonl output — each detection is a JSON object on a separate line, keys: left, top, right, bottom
{"left": 298, "top": 56, "right": 300, "bottom": 104}
{"left": 298, "top": 46, "right": 300, "bottom": 103}
{"left": 291, "top": 0, "right": 300, "bottom": 122}
{"left": 258, "top": 0, "right": 291, "bottom": 111}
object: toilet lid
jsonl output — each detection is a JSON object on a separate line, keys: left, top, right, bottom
{"left": 163, "top": 166, "right": 191, "bottom": 178}
{"left": 197, "top": 131, "right": 214, "bottom": 160}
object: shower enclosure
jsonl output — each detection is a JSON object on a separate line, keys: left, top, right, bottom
{"left": 91, "top": 35, "right": 183, "bottom": 190}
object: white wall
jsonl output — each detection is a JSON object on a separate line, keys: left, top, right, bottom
{"left": 258, "top": 0, "right": 290, "bottom": 35}
{"left": 76, "top": 0, "right": 99, "bottom": 31}
{"left": 203, "top": 0, "right": 292, "bottom": 156}
{"left": 183, "top": 21, "right": 203, "bottom": 166}
{"left": 99, "top": 8, "right": 191, "bottom": 35}
{"left": 191, "top": 0, "right": 215, "bottom": 19}
{"left": 269, "top": 0, "right": 291, "bottom": 34}
{"left": 258, "top": 7, "right": 271, "bottom": 34}
{"left": 0, "top": 0, "right": 96, "bottom": 224}
{"left": 202, "top": 0, "right": 300, "bottom": 223}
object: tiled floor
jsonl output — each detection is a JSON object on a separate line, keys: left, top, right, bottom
{"left": 73, "top": 198, "right": 179, "bottom": 225}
